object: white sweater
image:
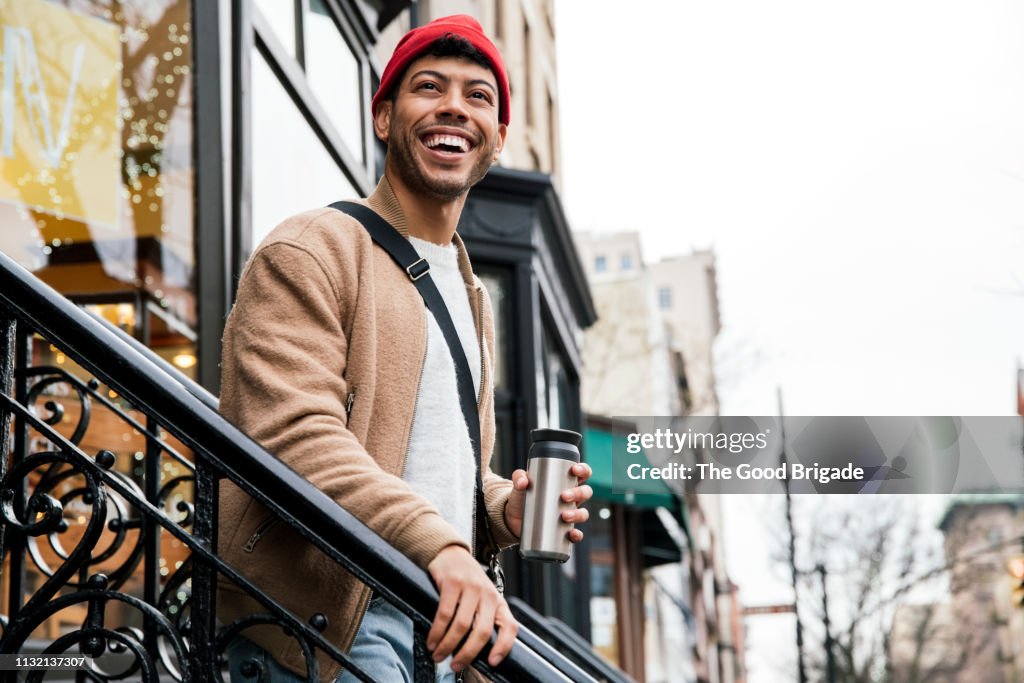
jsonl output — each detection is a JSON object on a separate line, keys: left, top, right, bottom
{"left": 402, "top": 236, "right": 481, "bottom": 549}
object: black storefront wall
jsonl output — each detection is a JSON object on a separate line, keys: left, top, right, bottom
{"left": 460, "top": 167, "right": 597, "bottom": 638}
{"left": 190, "top": 0, "right": 598, "bottom": 645}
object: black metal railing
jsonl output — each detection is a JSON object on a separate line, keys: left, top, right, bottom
{"left": 0, "top": 250, "right": 594, "bottom": 682}
{"left": 509, "top": 599, "right": 635, "bottom": 683}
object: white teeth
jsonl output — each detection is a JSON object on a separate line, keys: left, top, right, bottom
{"left": 425, "top": 134, "right": 470, "bottom": 152}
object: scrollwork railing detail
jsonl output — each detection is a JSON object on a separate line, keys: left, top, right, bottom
{"left": 0, "top": 250, "right": 581, "bottom": 682}
{"left": 0, "top": 368, "right": 374, "bottom": 682}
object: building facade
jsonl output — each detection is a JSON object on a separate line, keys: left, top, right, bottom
{"left": 1, "top": 0, "right": 597, "bottom": 653}
{"left": 889, "top": 498, "right": 1024, "bottom": 682}
{"left": 575, "top": 231, "right": 681, "bottom": 418}
{"left": 936, "top": 499, "right": 1024, "bottom": 682}
{"left": 647, "top": 251, "right": 721, "bottom": 417}
{"left": 575, "top": 229, "right": 744, "bottom": 683}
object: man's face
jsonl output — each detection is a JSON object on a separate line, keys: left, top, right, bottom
{"left": 374, "top": 55, "right": 507, "bottom": 201}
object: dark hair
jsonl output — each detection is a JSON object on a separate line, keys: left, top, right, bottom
{"left": 425, "top": 33, "right": 491, "bottom": 69}
{"left": 388, "top": 34, "right": 493, "bottom": 102}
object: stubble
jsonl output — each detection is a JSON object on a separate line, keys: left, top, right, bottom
{"left": 387, "top": 120, "right": 496, "bottom": 201}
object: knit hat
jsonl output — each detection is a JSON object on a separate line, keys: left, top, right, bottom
{"left": 372, "top": 15, "right": 511, "bottom": 126}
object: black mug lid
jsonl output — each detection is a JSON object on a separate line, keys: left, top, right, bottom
{"left": 531, "top": 428, "right": 582, "bottom": 447}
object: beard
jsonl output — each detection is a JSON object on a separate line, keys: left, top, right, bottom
{"left": 386, "top": 120, "right": 496, "bottom": 201}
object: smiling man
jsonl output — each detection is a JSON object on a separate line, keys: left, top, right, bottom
{"left": 218, "top": 15, "right": 592, "bottom": 683}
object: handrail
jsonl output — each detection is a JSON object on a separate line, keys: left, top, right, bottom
{"left": 0, "top": 250, "right": 592, "bottom": 682}
{"left": 509, "top": 597, "right": 636, "bottom": 683}
{"left": 86, "top": 310, "right": 221, "bottom": 414}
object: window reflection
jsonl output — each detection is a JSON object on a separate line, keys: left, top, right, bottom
{"left": 254, "top": 0, "right": 296, "bottom": 57}
{"left": 306, "top": 0, "right": 364, "bottom": 165}
{"left": 588, "top": 507, "right": 619, "bottom": 665}
{"left": 0, "top": 0, "right": 197, "bottom": 636}
{"left": 0, "top": 0, "right": 195, "bottom": 332}
{"left": 539, "top": 321, "right": 573, "bottom": 429}
{"left": 478, "top": 268, "right": 510, "bottom": 390}
{"left": 250, "top": 50, "right": 355, "bottom": 252}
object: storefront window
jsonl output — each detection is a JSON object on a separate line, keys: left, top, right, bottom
{"left": 538, "top": 321, "right": 573, "bottom": 429}
{"left": 250, "top": 49, "right": 355, "bottom": 251}
{"left": 0, "top": 0, "right": 195, "bottom": 642}
{"left": 588, "top": 506, "right": 619, "bottom": 665}
{"left": 0, "top": 0, "right": 196, "bottom": 341}
{"left": 478, "top": 268, "right": 510, "bottom": 390}
{"left": 307, "top": 0, "right": 364, "bottom": 165}
{"left": 477, "top": 267, "right": 514, "bottom": 476}
{"left": 254, "top": 0, "right": 296, "bottom": 57}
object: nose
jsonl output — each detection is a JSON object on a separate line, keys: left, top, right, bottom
{"left": 435, "top": 89, "right": 469, "bottom": 122}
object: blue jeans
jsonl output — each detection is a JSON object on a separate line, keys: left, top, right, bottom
{"left": 226, "top": 595, "right": 456, "bottom": 682}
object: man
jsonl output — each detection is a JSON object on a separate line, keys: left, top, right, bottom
{"left": 217, "top": 15, "right": 593, "bottom": 682}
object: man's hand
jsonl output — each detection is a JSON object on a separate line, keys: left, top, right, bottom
{"left": 504, "top": 462, "right": 593, "bottom": 542}
{"left": 426, "top": 545, "right": 518, "bottom": 673}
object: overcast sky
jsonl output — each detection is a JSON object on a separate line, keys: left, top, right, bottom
{"left": 554, "top": 2, "right": 1024, "bottom": 681}
{"left": 555, "top": 0, "right": 1024, "bottom": 418}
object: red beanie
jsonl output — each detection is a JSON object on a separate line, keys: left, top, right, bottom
{"left": 372, "top": 15, "right": 510, "bottom": 126}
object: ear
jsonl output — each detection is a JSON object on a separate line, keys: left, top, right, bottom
{"left": 373, "top": 100, "right": 392, "bottom": 143}
{"left": 492, "top": 123, "right": 508, "bottom": 164}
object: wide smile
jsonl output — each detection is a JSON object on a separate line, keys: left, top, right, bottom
{"left": 420, "top": 130, "right": 476, "bottom": 161}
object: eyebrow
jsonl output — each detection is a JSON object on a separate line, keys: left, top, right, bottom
{"left": 409, "top": 69, "right": 497, "bottom": 95}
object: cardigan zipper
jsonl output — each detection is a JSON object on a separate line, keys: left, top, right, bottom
{"left": 345, "top": 386, "right": 357, "bottom": 417}
{"left": 351, "top": 317, "right": 425, "bottom": 661}
{"left": 246, "top": 383, "right": 361, "bottom": 554}
{"left": 243, "top": 515, "right": 280, "bottom": 553}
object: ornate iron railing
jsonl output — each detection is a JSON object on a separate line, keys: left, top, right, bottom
{"left": 0, "top": 250, "right": 593, "bottom": 682}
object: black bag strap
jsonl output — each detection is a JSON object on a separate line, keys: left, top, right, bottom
{"left": 328, "top": 201, "right": 503, "bottom": 588}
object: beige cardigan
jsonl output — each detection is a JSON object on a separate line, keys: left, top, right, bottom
{"left": 217, "top": 177, "right": 517, "bottom": 680}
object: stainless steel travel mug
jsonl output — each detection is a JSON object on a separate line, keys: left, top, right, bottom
{"left": 519, "top": 428, "right": 582, "bottom": 563}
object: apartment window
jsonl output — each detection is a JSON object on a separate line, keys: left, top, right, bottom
{"left": 547, "top": 90, "right": 557, "bottom": 174}
{"left": 524, "top": 21, "right": 533, "bottom": 128}
{"left": 621, "top": 253, "right": 633, "bottom": 271}
{"left": 595, "top": 255, "right": 607, "bottom": 273}
{"left": 658, "top": 287, "right": 672, "bottom": 309}
{"left": 494, "top": 0, "right": 504, "bottom": 41}
{"left": 529, "top": 146, "right": 542, "bottom": 172}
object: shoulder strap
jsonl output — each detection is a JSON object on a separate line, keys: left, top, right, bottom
{"left": 328, "top": 201, "right": 501, "bottom": 574}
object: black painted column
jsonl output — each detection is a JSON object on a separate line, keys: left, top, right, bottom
{"left": 192, "top": 0, "right": 230, "bottom": 394}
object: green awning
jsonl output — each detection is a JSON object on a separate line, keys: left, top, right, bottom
{"left": 641, "top": 506, "right": 683, "bottom": 567}
{"left": 584, "top": 426, "right": 675, "bottom": 509}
